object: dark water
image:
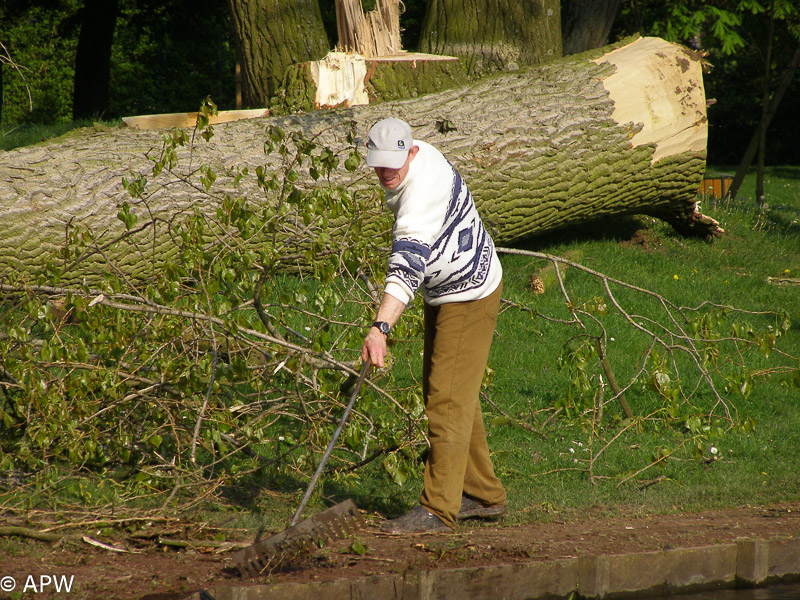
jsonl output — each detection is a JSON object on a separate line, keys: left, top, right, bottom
{"left": 639, "top": 582, "right": 800, "bottom": 599}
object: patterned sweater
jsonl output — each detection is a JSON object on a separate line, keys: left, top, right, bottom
{"left": 382, "top": 140, "right": 502, "bottom": 306}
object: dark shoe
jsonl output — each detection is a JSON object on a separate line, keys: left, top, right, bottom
{"left": 456, "top": 495, "right": 507, "bottom": 520}
{"left": 380, "top": 505, "right": 450, "bottom": 533}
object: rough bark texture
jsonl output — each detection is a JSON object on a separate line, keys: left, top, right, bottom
{"left": 0, "top": 37, "right": 713, "bottom": 281}
{"left": 418, "top": 0, "right": 562, "bottom": 75}
{"left": 561, "top": 0, "right": 621, "bottom": 56}
{"left": 226, "top": 0, "right": 330, "bottom": 106}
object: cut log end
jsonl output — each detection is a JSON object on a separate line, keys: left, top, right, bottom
{"left": 657, "top": 204, "right": 725, "bottom": 240}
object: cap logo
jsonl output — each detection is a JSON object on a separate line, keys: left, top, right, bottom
{"left": 397, "top": 140, "right": 405, "bottom": 149}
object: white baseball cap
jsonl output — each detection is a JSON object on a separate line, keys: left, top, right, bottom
{"left": 366, "top": 118, "right": 413, "bottom": 169}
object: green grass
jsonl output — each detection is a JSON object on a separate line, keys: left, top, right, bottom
{"left": 484, "top": 166, "right": 800, "bottom": 522}
{"left": 0, "top": 119, "right": 123, "bottom": 152}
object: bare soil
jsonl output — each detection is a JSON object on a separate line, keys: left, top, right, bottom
{"left": 2, "top": 502, "right": 799, "bottom": 599}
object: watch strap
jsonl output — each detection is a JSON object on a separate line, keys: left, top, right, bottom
{"left": 372, "top": 321, "right": 391, "bottom": 335}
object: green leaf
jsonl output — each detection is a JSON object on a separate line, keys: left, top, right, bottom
{"left": 117, "top": 202, "right": 139, "bottom": 231}
{"left": 350, "top": 540, "right": 368, "bottom": 555}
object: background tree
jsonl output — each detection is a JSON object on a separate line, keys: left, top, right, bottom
{"left": 0, "top": 0, "right": 237, "bottom": 127}
{"left": 109, "top": 0, "right": 237, "bottom": 116}
{"left": 418, "top": 0, "right": 562, "bottom": 75}
{"left": 561, "top": 0, "right": 621, "bottom": 55}
{"left": 72, "top": 0, "right": 119, "bottom": 119}
{"left": 226, "top": 0, "right": 330, "bottom": 107}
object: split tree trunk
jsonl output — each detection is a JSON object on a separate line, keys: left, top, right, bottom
{"left": 335, "top": 0, "right": 403, "bottom": 57}
{"left": 0, "top": 37, "right": 715, "bottom": 281}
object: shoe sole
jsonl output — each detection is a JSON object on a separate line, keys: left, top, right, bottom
{"left": 456, "top": 505, "right": 507, "bottom": 520}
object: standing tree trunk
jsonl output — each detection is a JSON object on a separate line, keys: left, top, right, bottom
{"left": 0, "top": 37, "right": 714, "bottom": 281}
{"left": 72, "top": 0, "right": 119, "bottom": 120}
{"left": 561, "top": 0, "right": 622, "bottom": 55}
{"left": 226, "top": 0, "right": 330, "bottom": 107}
{"left": 418, "top": 0, "right": 562, "bottom": 74}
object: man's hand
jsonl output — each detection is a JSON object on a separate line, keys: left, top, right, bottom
{"left": 361, "top": 327, "right": 388, "bottom": 368}
{"left": 361, "top": 292, "right": 406, "bottom": 369}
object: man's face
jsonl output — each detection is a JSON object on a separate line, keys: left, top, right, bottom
{"left": 373, "top": 146, "right": 418, "bottom": 190}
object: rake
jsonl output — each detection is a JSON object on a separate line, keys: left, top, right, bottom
{"left": 233, "top": 361, "right": 371, "bottom": 576}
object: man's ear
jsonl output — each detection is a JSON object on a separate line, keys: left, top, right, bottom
{"left": 408, "top": 145, "right": 420, "bottom": 162}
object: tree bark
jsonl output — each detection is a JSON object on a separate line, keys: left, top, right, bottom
{"left": 226, "top": 0, "right": 330, "bottom": 106}
{"left": 72, "top": 0, "right": 119, "bottom": 120}
{"left": 755, "top": 0, "right": 776, "bottom": 207}
{"left": 418, "top": 0, "right": 562, "bottom": 74}
{"left": 0, "top": 37, "right": 713, "bottom": 281}
{"left": 561, "top": 0, "right": 621, "bottom": 56}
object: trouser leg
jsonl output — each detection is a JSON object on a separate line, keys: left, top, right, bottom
{"left": 419, "top": 283, "right": 505, "bottom": 527}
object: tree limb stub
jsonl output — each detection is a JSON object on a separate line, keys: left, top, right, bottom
{"left": 0, "top": 36, "right": 714, "bottom": 281}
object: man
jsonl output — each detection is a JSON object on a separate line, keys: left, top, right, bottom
{"left": 360, "top": 117, "right": 507, "bottom": 533}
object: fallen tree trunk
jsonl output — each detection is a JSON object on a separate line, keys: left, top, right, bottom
{"left": 0, "top": 36, "right": 715, "bottom": 281}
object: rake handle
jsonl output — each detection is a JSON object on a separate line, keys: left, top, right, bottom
{"left": 290, "top": 360, "right": 371, "bottom": 526}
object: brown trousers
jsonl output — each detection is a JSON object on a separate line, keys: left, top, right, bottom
{"left": 419, "top": 282, "right": 506, "bottom": 527}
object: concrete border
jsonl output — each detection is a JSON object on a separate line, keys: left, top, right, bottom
{"left": 186, "top": 537, "right": 800, "bottom": 600}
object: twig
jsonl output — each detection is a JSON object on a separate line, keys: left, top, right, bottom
{"left": 41, "top": 516, "right": 172, "bottom": 533}
{"left": 82, "top": 536, "right": 132, "bottom": 553}
{"left": 595, "top": 338, "right": 633, "bottom": 419}
{"left": 0, "top": 526, "right": 79, "bottom": 543}
{"left": 157, "top": 537, "right": 250, "bottom": 551}
{"left": 483, "top": 395, "right": 548, "bottom": 439}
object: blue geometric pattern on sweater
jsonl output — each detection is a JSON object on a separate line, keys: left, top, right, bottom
{"left": 387, "top": 165, "right": 494, "bottom": 301}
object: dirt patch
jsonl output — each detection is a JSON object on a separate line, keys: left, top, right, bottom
{"left": 619, "top": 229, "right": 662, "bottom": 251}
{"left": 1, "top": 503, "right": 799, "bottom": 599}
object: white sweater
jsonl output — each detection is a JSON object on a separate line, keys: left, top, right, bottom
{"left": 382, "top": 140, "right": 502, "bottom": 306}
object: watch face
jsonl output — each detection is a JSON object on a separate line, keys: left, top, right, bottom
{"left": 376, "top": 321, "right": 390, "bottom": 334}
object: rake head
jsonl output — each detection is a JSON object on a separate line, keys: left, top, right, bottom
{"left": 233, "top": 499, "right": 363, "bottom": 577}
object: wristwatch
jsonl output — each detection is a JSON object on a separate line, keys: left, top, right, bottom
{"left": 372, "top": 321, "right": 391, "bottom": 336}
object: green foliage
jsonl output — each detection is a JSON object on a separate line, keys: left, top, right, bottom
{"left": 0, "top": 0, "right": 237, "bottom": 130}
{"left": 0, "top": 0, "right": 81, "bottom": 127}
{"left": 616, "top": 0, "right": 798, "bottom": 55}
{"left": 0, "top": 101, "right": 425, "bottom": 511}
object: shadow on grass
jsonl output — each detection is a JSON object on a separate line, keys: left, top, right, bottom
{"left": 218, "top": 451, "right": 422, "bottom": 520}
{"left": 769, "top": 166, "right": 800, "bottom": 180}
{"left": 508, "top": 214, "right": 658, "bottom": 254}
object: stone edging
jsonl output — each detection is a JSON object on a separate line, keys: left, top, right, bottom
{"left": 185, "top": 537, "right": 800, "bottom": 600}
